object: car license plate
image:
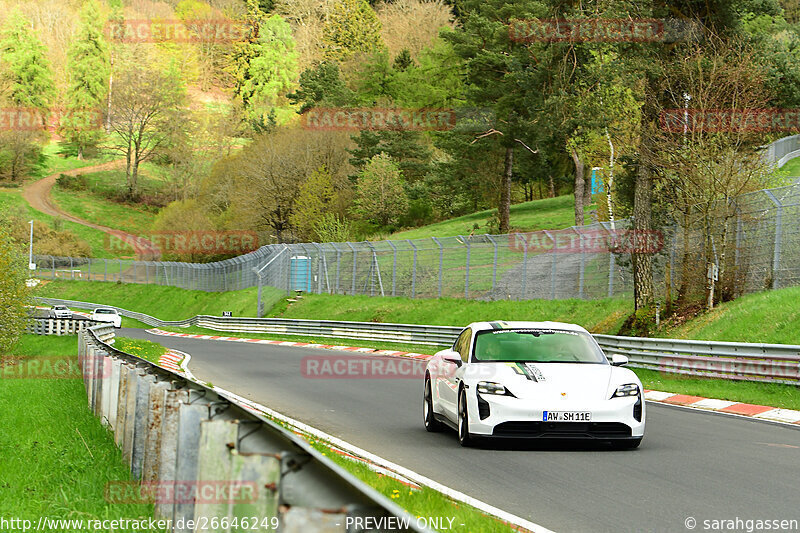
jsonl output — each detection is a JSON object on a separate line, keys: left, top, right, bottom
{"left": 543, "top": 411, "right": 591, "bottom": 422}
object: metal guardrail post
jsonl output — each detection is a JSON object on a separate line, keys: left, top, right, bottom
{"left": 407, "top": 240, "right": 417, "bottom": 298}
{"left": 173, "top": 399, "right": 211, "bottom": 529}
{"left": 155, "top": 389, "right": 189, "bottom": 520}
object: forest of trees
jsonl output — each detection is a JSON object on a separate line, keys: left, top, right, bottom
{"left": 1, "top": 0, "right": 800, "bottom": 314}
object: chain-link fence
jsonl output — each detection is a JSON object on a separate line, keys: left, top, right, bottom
{"left": 762, "top": 134, "right": 800, "bottom": 168}
{"left": 31, "top": 182, "right": 800, "bottom": 309}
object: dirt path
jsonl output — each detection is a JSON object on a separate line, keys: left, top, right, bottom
{"left": 21, "top": 160, "right": 161, "bottom": 260}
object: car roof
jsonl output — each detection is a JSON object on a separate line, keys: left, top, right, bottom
{"left": 467, "top": 321, "right": 589, "bottom": 334}
{"left": 94, "top": 308, "right": 117, "bottom": 312}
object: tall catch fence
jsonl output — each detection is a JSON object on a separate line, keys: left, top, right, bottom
{"left": 31, "top": 184, "right": 800, "bottom": 306}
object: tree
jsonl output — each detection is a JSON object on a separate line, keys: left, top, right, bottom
{"left": 0, "top": 9, "right": 56, "bottom": 117}
{"left": 228, "top": 0, "right": 269, "bottom": 102}
{"left": 289, "top": 166, "right": 340, "bottom": 241}
{"left": 287, "top": 60, "right": 354, "bottom": 113}
{"left": 60, "top": 0, "right": 110, "bottom": 159}
{"left": 106, "top": 61, "right": 186, "bottom": 199}
{"left": 322, "top": 0, "right": 384, "bottom": 61}
{"left": 349, "top": 130, "right": 431, "bottom": 183}
{"left": 0, "top": 131, "right": 46, "bottom": 182}
{"left": 240, "top": 14, "right": 298, "bottom": 125}
{"left": 442, "top": 1, "right": 546, "bottom": 233}
{"left": 209, "top": 128, "right": 353, "bottom": 243}
{"left": 352, "top": 153, "right": 408, "bottom": 227}
{"left": 0, "top": 221, "right": 30, "bottom": 354}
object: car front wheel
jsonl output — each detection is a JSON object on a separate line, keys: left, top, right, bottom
{"left": 457, "top": 389, "right": 474, "bottom": 447}
{"left": 423, "top": 378, "right": 443, "bottom": 432}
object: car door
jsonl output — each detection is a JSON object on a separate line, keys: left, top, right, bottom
{"left": 438, "top": 328, "right": 471, "bottom": 419}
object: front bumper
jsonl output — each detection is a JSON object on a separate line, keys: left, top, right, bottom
{"left": 468, "top": 391, "right": 645, "bottom": 439}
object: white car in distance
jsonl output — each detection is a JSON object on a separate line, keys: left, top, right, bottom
{"left": 48, "top": 305, "right": 72, "bottom": 319}
{"left": 91, "top": 308, "right": 122, "bottom": 328}
{"left": 423, "top": 321, "right": 645, "bottom": 449}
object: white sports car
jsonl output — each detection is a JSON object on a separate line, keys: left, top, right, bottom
{"left": 423, "top": 321, "right": 645, "bottom": 449}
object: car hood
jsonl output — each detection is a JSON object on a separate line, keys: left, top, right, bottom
{"left": 466, "top": 362, "right": 616, "bottom": 402}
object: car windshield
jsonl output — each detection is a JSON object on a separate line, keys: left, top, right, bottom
{"left": 95, "top": 309, "right": 116, "bottom": 314}
{"left": 54, "top": 307, "right": 66, "bottom": 310}
{"left": 473, "top": 329, "right": 606, "bottom": 364}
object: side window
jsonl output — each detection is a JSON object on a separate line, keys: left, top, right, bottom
{"left": 453, "top": 329, "right": 468, "bottom": 356}
{"left": 457, "top": 328, "right": 472, "bottom": 362}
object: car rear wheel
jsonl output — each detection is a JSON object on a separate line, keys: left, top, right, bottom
{"left": 423, "top": 378, "right": 443, "bottom": 432}
{"left": 457, "top": 389, "right": 473, "bottom": 447}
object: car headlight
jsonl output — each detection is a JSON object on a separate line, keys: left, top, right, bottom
{"left": 611, "top": 383, "right": 640, "bottom": 398}
{"left": 477, "top": 381, "right": 507, "bottom": 395}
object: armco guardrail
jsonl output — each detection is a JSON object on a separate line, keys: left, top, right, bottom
{"left": 79, "top": 323, "right": 428, "bottom": 532}
{"left": 49, "top": 296, "right": 800, "bottom": 384}
{"left": 26, "top": 317, "right": 103, "bottom": 336}
{"left": 35, "top": 297, "right": 461, "bottom": 346}
{"left": 595, "top": 335, "right": 800, "bottom": 385}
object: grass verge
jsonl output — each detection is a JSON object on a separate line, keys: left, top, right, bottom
{"left": 0, "top": 335, "right": 159, "bottom": 524}
{"left": 633, "top": 368, "right": 800, "bottom": 411}
{"left": 273, "top": 293, "right": 631, "bottom": 334}
{"left": 114, "top": 337, "right": 168, "bottom": 364}
{"left": 259, "top": 410, "right": 524, "bottom": 532}
{"left": 659, "top": 286, "right": 800, "bottom": 345}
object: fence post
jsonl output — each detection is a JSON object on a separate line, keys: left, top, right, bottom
{"left": 407, "top": 239, "right": 417, "bottom": 298}
{"left": 486, "top": 235, "right": 498, "bottom": 294}
{"left": 386, "top": 240, "right": 397, "bottom": 297}
{"left": 520, "top": 234, "right": 528, "bottom": 300}
{"left": 346, "top": 242, "right": 357, "bottom": 295}
{"left": 70, "top": 257, "right": 74, "bottom": 279}
{"left": 460, "top": 235, "right": 470, "bottom": 299}
{"left": 600, "top": 222, "right": 615, "bottom": 297}
{"left": 331, "top": 242, "right": 341, "bottom": 294}
{"left": 103, "top": 258, "right": 107, "bottom": 281}
{"left": 765, "top": 190, "right": 783, "bottom": 289}
{"left": 544, "top": 231, "right": 557, "bottom": 299}
{"left": 572, "top": 227, "right": 585, "bottom": 299}
{"left": 430, "top": 237, "right": 443, "bottom": 298}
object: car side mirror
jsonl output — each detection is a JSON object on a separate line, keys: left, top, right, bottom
{"left": 443, "top": 352, "right": 463, "bottom": 367}
{"left": 611, "top": 354, "right": 628, "bottom": 366}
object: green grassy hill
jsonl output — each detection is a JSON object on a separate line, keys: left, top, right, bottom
{"left": 660, "top": 286, "right": 800, "bottom": 344}
{"left": 390, "top": 195, "right": 592, "bottom": 240}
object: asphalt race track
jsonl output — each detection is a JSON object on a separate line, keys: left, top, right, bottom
{"left": 120, "top": 328, "right": 800, "bottom": 533}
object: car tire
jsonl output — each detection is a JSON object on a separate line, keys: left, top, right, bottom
{"left": 612, "top": 438, "right": 642, "bottom": 450}
{"left": 423, "top": 378, "right": 444, "bottom": 433}
{"left": 457, "top": 389, "right": 474, "bottom": 447}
